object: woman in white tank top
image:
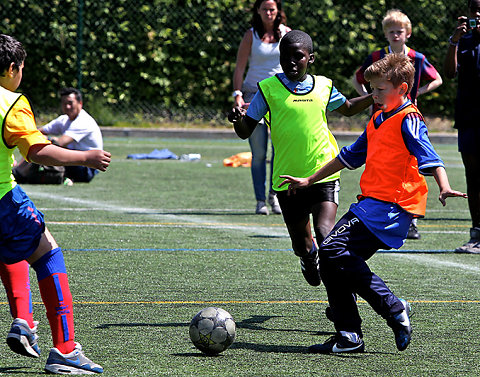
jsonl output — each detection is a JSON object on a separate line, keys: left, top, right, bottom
{"left": 232, "top": 0, "right": 290, "bottom": 215}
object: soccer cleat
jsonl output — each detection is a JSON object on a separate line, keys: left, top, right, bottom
{"left": 455, "top": 227, "right": 480, "bottom": 254}
{"left": 299, "top": 247, "right": 321, "bottom": 286}
{"left": 268, "top": 192, "right": 282, "bottom": 214}
{"left": 45, "top": 342, "right": 103, "bottom": 375}
{"left": 63, "top": 177, "right": 74, "bottom": 186}
{"left": 455, "top": 241, "right": 480, "bottom": 254}
{"left": 387, "top": 298, "right": 412, "bottom": 351}
{"left": 6, "top": 318, "right": 41, "bottom": 358}
{"left": 255, "top": 200, "right": 269, "bottom": 215}
{"left": 308, "top": 332, "right": 364, "bottom": 354}
{"left": 406, "top": 222, "right": 421, "bottom": 239}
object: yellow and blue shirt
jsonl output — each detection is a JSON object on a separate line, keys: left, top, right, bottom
{"left": 0, "top": 86, "right": 50, "bottom": 198}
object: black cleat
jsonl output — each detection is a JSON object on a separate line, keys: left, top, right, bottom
{"left": 309, "top": 332, "right": 364, "bottom": 354}
{"left": 407, "top": 222, "right": 421, "bottom": 240}
{"left": 300, "top": 248, "right": 321, "bottom": 286}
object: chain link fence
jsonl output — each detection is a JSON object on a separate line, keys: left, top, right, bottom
{"left": 1, "top": 0, "right": 468, "bottom": 126}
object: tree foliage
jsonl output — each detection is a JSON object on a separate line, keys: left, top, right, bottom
{"left": 0, "top": 0, "right": 468, "bottom": 122}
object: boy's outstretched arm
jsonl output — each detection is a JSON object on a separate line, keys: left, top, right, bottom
{"left": 334, "top": 93, "right": 373, "bottom": 117}
{"left": 228, "top": 106, "right": 258, "bottom": 139}
{"left": 429, "top": 166, "right": 467, "bottom": 206}
{"left": 279, "top": 157, "right": 346, "bottom": 195}
{"left": 27, "top": 144, "right": 111, "bottom": 171}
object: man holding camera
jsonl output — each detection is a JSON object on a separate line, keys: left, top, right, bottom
{"left": 444, "top": 0, "right": 480, "bottom": 254}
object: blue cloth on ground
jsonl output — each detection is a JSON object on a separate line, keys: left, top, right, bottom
{"left": 127, "top": 148, "right": 178, "bottom": 160}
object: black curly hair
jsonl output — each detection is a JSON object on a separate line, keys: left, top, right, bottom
{"left": 0, "top": 34, "right": 26, "bottom": 75}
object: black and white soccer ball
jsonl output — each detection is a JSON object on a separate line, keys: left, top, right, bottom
{"left": 189, "top": 307, "right": 236, "bottom": 355}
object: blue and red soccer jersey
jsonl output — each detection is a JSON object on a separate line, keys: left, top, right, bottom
{"left": 355, "top": 46, "right": 439, "bottom": 113}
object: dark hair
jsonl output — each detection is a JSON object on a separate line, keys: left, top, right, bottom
{"left": 250, "top": 0, "right": 287, "bottom": 42}
{"left": 364, "top": 53, "right": 415, "bottom": 94}
{"left": 0, "top": 34, "right": 26, "bottom": 75}
{"left": 60, "top": 87, "right": 83, "bottom": 102}
{"left": 280, "top": 30, "right": 313, "bottom": 54}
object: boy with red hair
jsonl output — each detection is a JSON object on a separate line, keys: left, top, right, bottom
{"left": 280, "top": 53, "right": 466, "bottom": 353}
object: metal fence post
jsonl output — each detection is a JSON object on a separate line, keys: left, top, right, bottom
{"left": 77, "top": 0, "right": 84, "bottom": 91}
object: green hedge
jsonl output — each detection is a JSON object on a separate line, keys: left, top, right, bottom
{"left": 0, "top": 0, "right": 467, "bottom": 122}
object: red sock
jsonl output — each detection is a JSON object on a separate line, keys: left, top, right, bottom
{"left": 38, "top": 272, "right": 75, "bottom": 354}
{"left": 0, "top": 261, "right": 34, "bottom": 327}
{"left": 33, "top": 248, "right": 75, "bottom": 354}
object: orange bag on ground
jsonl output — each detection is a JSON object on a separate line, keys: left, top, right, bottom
{"left": 223, "top": 152, "right": 252, "bottom": 167}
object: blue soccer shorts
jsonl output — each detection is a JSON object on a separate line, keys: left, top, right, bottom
{"left": 0, "top": 185, "right": 45, "bottom": 264}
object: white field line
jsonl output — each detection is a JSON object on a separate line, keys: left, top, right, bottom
{"left": 40, "top": 207, "right": 254, "bottom": 213}
{"left": 26, "top": 190, "right": 288, "bottom": 236}
{"left": 26, "top": 191, "right": 468, "bottom": 234}
{"left": 390, "top": 254, "right": 480, "bottom": 274}
{"left": 39, "top": 207, "right": 470, "bottom": 214}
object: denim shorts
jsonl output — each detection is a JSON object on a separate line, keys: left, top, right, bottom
{"left": 0, "top": 185, "right": 45, "bottom": 264}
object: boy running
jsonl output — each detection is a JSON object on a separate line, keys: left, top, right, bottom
{"left": 280, "top": 53, "right": 466, "bottom": 353}
{"left": 228, "top": 30, "right": 373, "bottom": 287}
{"left": 0, "top": 34, "right": 108, "bottom": 374}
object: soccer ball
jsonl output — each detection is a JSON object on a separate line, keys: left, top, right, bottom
{"left": 189, "top": 307, "right": 236, "bottom": 355}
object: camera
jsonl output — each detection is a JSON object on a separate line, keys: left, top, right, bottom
{"left": 468, "top": 18, "right": 479, "bottom": 29}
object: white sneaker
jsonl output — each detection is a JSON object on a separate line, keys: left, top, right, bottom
{"left": 455, "top": 227, "right": 480, "bottom": 254}
{"left": 455, "top": 241, "right": 480, "bottom": 254}
{"left": 6, "top": 318, "right": 40, "bottom": 358}
{"left": 63, "top": 178, "right": 74, "bottom": 186}
{"left": 268, "top": 193, "right": 282, "bottom": 214}
{"left": 45, "top": 342, "right": 103, "bottom": 374}
{"left": 255, "top": 201, "right": 269, "bottom": 215}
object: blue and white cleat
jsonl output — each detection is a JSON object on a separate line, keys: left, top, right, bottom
{"left": 45, "top": 342, "right": 103, "bottom": 374}
{"left": 387, "top": 298, "right": 412, "bottom": 351}
{"left": 7, "top": 318, "right": 41, "bottom": 358}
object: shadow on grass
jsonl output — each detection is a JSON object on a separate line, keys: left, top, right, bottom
{"left": 224, "top": 342, "right": 394, "bottom": 356}
{"left": 96, "top": 322, "right": 188, "bottom": 329}
{"left": 249, "top": 235, "right": 289, "bottom": 239}
{"left": 96, "top": 315, "right": 320, "bottom": 335}
{"left": 0, "top": 366, "right": 41, "bottom": 374}
{"left": 175, "top": 342, "right": 391, "bottom": 356}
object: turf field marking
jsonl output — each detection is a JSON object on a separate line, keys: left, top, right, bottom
{"left": 40, "top": 207, "right": 255, "bottom": 213}
{"left": 45, "top": 220, "right": 468, "bottom": 235}
{"left": 391, "top": 254, "right": 480, "bottom": 273}
{"left": 62, "top": 247, "right": 464, "bottom": 254}
{"left": 2, "top": 299, "right": 479, "bottom": 305}
{"left": 25, "top": 190, "right": 289, "bottom": 236}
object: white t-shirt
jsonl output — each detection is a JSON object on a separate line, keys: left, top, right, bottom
{"left": 242, "top": 24, "right": 288, "bottom": 93}
{"left": 41, "top": 109, "right": 103, "bottom": 151}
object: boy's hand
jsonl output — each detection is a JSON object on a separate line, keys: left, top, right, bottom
{"left": 227, "top": 106, "right": 246, "bottom": 124}
{"left": 278, "top": 175, "right": 310, "bottom": 195}
{"left": 438, "top": 188, "right": 467, "bottom": 206}
{"left": 84, "top": 150, "right": 111, "bottom": 171}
